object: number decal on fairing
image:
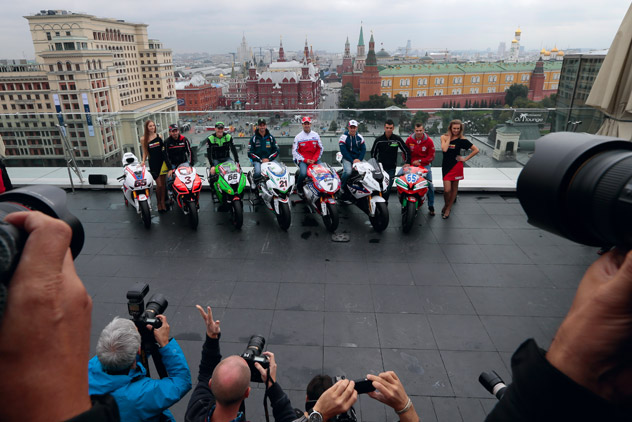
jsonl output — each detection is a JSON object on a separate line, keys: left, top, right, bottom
{"left": 226, "top": 173, "right": 239, "bottom": 183}
{"left": 279, "top": 179, "right": 287, "bottom": 189}
{"left": 184, "top": 176, "right": 192, "bottom": 184}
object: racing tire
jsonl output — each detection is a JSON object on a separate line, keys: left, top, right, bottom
{"left": 140, "top": 200, "right": 151, "bottom": 229}
{"left": 231, "top": 200, "right": 244, "bottom": 229}
{"left": 369, "top": 202, "right": 389, "bottom": 232}
{"left": 402, "top": 201, "right": 417, "bottom": 234}
{"left": 276, "top": 202, "right": 291, "bottom": 231}
{"left": 322, "top": 202, "right": 339, "bottom": 232}
{"left": 187, "top": 200, "right": 199, "bottom": 230}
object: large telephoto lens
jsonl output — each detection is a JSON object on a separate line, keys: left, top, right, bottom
{"left": 517, "top": 133, "right": 632, "bottom": 249}
{"left": 245, "top": 335, "right": 266, "bottom": 356}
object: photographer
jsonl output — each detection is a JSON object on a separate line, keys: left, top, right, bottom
{"left": 486, "top": 249, "right": 632, "bottom": 421}
{"left": 0, "top": 211, "right": 118, "bottom": 421}
{"left": 89, "top": 315, "right": 192, "bottom": 421}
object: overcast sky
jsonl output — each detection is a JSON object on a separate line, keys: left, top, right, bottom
{"left": 3, "top": 1, "right": 629, "bottom": 59}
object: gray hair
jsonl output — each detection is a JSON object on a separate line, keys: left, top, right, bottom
{"left": 96, "top": 317, "right": 141, "bottom": 372}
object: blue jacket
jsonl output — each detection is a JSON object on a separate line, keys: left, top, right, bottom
{"left": 89, "top": 339, "right": 192, "bottom": 422}
{"left": 248, "top": 129, "right": 279, "bottom": 162}
{"left": 338, "top": 131, "right": 366, "bottom": 162}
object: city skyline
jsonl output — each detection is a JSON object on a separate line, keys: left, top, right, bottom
{"left": 2, "top": 1, "right": 627, "bottom": 59}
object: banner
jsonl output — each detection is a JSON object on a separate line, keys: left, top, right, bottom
{"left": 82, "top": 93, "right": 95, "bottom": 136}
{"left": 511, "top": 110, "right": 548, "bottom": 125}
{"left": 53, "top": 94, "right": 66, "bottom": 136}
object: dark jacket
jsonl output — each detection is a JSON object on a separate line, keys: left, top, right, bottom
{"left": 370, "top": 133, "right": 410, "bottom": 170}
{"left": 486, "top": 339, "right": 630, "bottom": 422}
{"left": 165, "top": 135, "right": 193, "bottom": 169}
{"left": 67, "top": 395, "right": 120, "bottom": 422}
{"left": 185, "top": 335, "right": 297, "bottom": 422}
{"left": 338, "top": 132, "right": 366, "bottom": 162}
{"left": 248, "top": 129, "right": 279, "bottom": 162}
{"left": 206, "top": 133, "right": 239, "bottom": 164}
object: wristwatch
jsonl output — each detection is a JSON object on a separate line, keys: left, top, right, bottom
{"left": 308, "top": 410, "right": 323, "bottom": 422}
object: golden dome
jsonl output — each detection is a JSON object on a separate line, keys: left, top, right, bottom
{"left": 551, "top": 46, "right": 559, "bottom": 53}
{"left": 558, "top": 51, "right": 565, "bottom": 56}
{"left": 515, "top": 27, "right": 522, "bottom": 34}
{"left": 540, "top": 48, "right": 546, "bottom": 54}
{"left": 544, "top": 51, "right": 551, "bottom": 56}
{"left": 512, "top": 39, "right": 518, "bottom": 43}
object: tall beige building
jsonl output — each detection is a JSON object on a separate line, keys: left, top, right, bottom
{"left": 0, "top": 10, "right": 177, "bottom": 166}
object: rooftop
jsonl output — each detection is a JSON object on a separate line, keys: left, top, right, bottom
{"left": 62, "top": 188, "right": 593, "bottom": 421}
{"left": 379, "top": 61, "right": 562, "bottom": 76}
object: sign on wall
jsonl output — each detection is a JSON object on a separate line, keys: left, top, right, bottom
{"left": 511, "top": 110, "right": 548, "bottom": 125}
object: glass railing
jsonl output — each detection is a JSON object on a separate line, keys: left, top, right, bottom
{"left": 0, "top": 103, "right": 604, "bottom": 171}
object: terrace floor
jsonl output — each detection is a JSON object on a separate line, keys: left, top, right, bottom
{"left": 69, "top": 189, "right": 594, "bottom": 421}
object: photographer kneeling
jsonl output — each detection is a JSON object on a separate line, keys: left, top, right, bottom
{"left": 89, "top": 315, "right": 192, "bottom": 421}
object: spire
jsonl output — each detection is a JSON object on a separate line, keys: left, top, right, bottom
{"left": 304, "top": 37, "right": 310, "bottom": 63}
{"left": 230, "top": 62, "right": 235, "bottom": 78}
{"left": 365, "top": 31, "right": 377, "bottom": 67}
{"left": 358, "top": 26, "right": 365, "bottom": 47}
{"left": 278, "top": 35, "right": 286, "bottom": 62}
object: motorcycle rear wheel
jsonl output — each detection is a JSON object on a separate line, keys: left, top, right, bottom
{"left": 231, "top": 200, "right": 244, "bottom": 229}
{"left": 402, "top": 200, "right": 417, "bottom": 233}
{"left": 322, "top": 202, "right": 339, "bottom": 232}
{"left": 187, "top": 200, "right": 199, "bottom": 230}
{"left": 276, "top": 202, "right": 291, "bottom": 230}
{"left": 369, "top": 202, "right": 389, "bottom": 232}
{"left": 140, "top": 200, "right": 151, "bottom": 229}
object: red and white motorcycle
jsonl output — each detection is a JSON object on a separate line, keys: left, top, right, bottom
{"left": 168, "top": 163, "right": 203, "bottom": 229}
{"left": 296, "top": 163, "right": 340, "bottom": 232}
{"left": 395, "top": 166, "right": 429, "bottom": 233}
{"left": 118, "top": 153, "right": 154, "bottom": 229}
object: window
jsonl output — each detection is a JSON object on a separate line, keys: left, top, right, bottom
{"left": 471, "top": 76, "right": 480, "bottom": 83}
{"left": 487, "top": 87, "right": 497, "bottom": 93}
{"left": 453, "top": 77, "right": 463, "bottom": 84}
{"left": 46, "top": 32, "right": 51, "bottom": 40}
{"left": 55, "top": 43, "right": 63, "bottom": 51}
{"left": 417, "top": 78, "right": 427, "bottom": 86}
{"left": 435, "top": 77, "right": 444, "bottom": 85}
{"left": 416, "top": 90, "right": 427, "bottom": 97}
{"left": 451, "top": 88, "right": 461, "bottom": 95}
{"left": 521, "top": 74, "right": 530, "bottom": 81}
{"left": 433, "top": 89, "right": 444, "bottom": 96}
{"left": 505, "top": 75, "right": 514, "bottom": 82}
{"left": 488, "top": 75, "right": 498, "bottom": 82}
{"left": 470, "top": 88, "right": 479, "bottom": 94}
{"left": 66, "top": 31, "right": 71, "bottom": 36}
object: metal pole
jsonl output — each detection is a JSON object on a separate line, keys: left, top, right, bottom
{"left": 57, "top": 124, "right": 83, "bottom": 191}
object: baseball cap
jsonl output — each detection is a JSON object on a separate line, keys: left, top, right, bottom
{"left": 257, "top": 118, "right": 266, "bottom": 125}
{"left": 169, "top": 124, "right": 179, "bottom": 131}
{"left": 349, "top": 120, "right": 359, "bottom": 127}
{"left": 301, "top": 116, "right": 312, "bottom": 123}
{"left": 215, "top": 122, "right": 225, "bottom": 128}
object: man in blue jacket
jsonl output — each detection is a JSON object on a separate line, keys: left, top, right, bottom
{"left": 88, "top": 316, "right": 192, "bottom": 422}
{"left": 338, "top": 120, "right": 366, "bottom": 192}
{"left": 248, "top": 118, "right": 279, "bottom": 186}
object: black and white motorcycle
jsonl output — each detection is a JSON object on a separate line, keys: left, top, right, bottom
{"left": 248, "top": 161, "right": 294, "bottom": 230}
{"left": 118, "top": 152, "right": 154, "bottom": 229}
{"left": 336, "top": 153, "right": 390, "bottom": 232}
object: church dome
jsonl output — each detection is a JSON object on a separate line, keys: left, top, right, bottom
{"left": 544, "top": 50, "right": 551, "bottom": 56}
{"left": 558, "top": 50, "right": 565, "bottom": 56}
{"left": 551, "top": 46, "right": 559, "bottom": 53}
{"left": 540, "top": 48, "right": 546, "bottom": 54}
{"left": 515, "top": 27, "right": 522, "bottom": 34}
{"left": 376, "top": 48, "right": 390, "bottom": 58}
{"left": 512, "top": 39, "right": 518, "bottom": 43}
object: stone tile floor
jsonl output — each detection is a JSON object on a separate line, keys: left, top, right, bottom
{"left": 73, "top": 190, "right": 592, "bottom": 422}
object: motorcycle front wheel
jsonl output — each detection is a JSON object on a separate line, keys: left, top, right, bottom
{"left": 369, "top": 201, "right": 389, "bottom": 232}
{"left": 276, "top": 202, "right": 291, "bottom": 230}
{"left": 402, "top": 200, "right": 417, "bottom": 233}
{"left": 140, "top": 200, "right": 151, "bottom": 229}
{"left": 231, "top": 200, "right": 244, "bottom": 229}
{"left": 322, "top": 202, "right": 339, "bottom": 232}
{"left": 187, "top": 199, "right": 199, "bottom": 230}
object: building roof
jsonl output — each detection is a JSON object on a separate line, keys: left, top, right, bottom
{"left": 379, "top": 61, "right": 562, "bottom": 76}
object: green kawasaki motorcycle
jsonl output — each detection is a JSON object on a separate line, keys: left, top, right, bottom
{"left": 207, "top": 161, "right": 247, "bottom": 229}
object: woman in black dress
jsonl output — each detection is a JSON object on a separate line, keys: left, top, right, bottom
{"left": 141, "top": 120, "right": 168, "bottom": 212}
{"left": 440, "top": 119, "right": 479, "bottom": 219}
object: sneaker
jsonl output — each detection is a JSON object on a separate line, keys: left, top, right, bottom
{"left": 429, "top": 206, "right": 435, "bottom": 216}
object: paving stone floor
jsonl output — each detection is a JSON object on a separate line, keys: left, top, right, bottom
{"left": 73, "top": 190, "right": 594, "bottom": 422}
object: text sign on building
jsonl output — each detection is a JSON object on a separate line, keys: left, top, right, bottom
{"left": 82, "top": 93, "right": 95, "bottom": 136}
{"left": 177, "top": 98, "right": 185, "bottom": 106}
{"left": 511, "top": 110, "right": 548, "bottom": 125}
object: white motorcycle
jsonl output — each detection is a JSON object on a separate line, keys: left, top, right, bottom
{"left": 118, "top": 152, "right": 154, "bottom": 229}
{"left": 248, "top": 161, "right": 294, "bottom": 230}
{"left": 336, "top": 153, "right": 390, "bottom": 232}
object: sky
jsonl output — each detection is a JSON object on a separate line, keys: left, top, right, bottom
{"left": 2, "top": 0, "right": 629, "bottom": 59}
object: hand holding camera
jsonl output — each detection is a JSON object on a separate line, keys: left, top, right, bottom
{"left": 254, "top": 351, "right": 277, "bottom": 385}
{"left": 312, "top": 378, "right": 358, "bottom": 421}
{"left": 150, "top": 314, "right": 170, "bottom": 348}
{"left": 367, "top": 371, "right": 418, "bottom": 420}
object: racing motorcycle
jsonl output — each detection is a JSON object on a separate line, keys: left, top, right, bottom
{"left": 395, "top": 166, "right": 429, "bottom": 233}
{"left": 208, "top": 161, "right": 247, "bottom": 229}
{"left": 118, "top": 153, "right": 154, "bottom": 229}
{"left": 248, "top": 161, "right": 294, "bottom": 230}
{"left": 168, "top": 163, "right": 203, "bottom": 229}
{"left": 296, "top": 162, "right": 340, "bottom": 232}
{"left": 336, "top": 154, "right": 390, "bottom": 232}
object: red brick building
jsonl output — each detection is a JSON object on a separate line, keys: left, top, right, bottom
{"left": 176, "top": 74, "right": 221, "bottom": 111}
{"left": 359, "top": 33, "right": 381, "bottom": 101}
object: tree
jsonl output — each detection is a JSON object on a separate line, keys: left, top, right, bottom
{"left": 340, "top": 83, "right": 357, "bottom": 109}
{"left": 505, "top": 83, "right": 529, "bottom": 106}
{"left": 393, "top": 94, "right": 407, "bottom": 107}
{"left": 358, "top": 122, "right": 368, "bottom": 133}
{"left": 329, "top": 120, "right": 338, "bottom": 132}
{"left": 412, "top": 110, "right": 430, "bottom": 126}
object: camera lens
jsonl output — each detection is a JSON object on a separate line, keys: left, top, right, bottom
{"left": 517, "top": 133, "right": 632, "bottom": 249}
{"left": 144, "top": 293, "right": 168, "bottom": 317}
{"left": 245, "top": 335, "right": 266, "bottom": 357}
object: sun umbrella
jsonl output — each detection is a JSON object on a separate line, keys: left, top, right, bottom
{"left": 586, "top": 3, "right": 632, "bottom": 139}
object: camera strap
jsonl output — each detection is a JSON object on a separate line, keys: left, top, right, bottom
{"left": 263, "top": 366, "right": 272, "bottom": 422}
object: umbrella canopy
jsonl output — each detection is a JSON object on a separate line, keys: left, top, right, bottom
{"left": 586, "top": 3, "right": 632, "bottom": 139}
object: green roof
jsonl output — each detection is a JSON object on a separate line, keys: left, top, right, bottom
{"left": 358, "top": 27, "right": 364, "bottom": 46}
{"left": 379, "top": 61, "right": 562, "bottom": 76}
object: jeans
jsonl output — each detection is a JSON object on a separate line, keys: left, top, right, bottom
{"left": 297, "top": 160, "right": 322, "bottom": 188}
{"left": 253, "top": 161, "right": 262, "bottom": 180}
{"left": 341, "top": 159, "right": 353, "bottom": 189}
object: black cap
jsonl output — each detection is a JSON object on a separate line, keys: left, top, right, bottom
{"left": 169, "top": 124, "right": 178, "bottom": 130}
{"left": 257, "top": 118, "right": 266, "bottom": 125}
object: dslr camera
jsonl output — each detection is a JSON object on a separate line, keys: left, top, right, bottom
{"left": 240, "top": 334, "right": 269, "bottom": 383}
{"left": 127, "top": 282, "right": 168, "bottom": 329}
